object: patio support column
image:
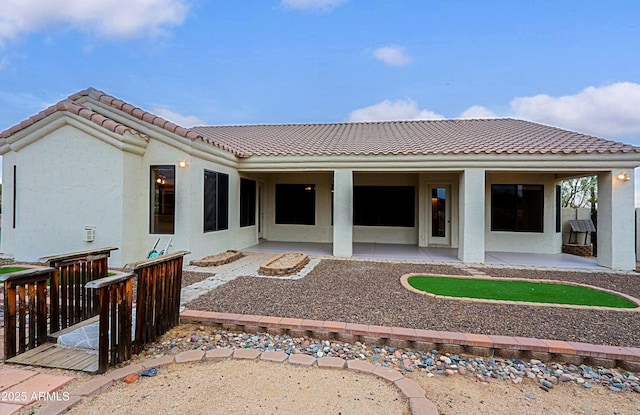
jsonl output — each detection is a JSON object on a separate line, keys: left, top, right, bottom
{"left": 458, "top": 168, "right": 485, "bottom": 263}
{"left": 333, "top": 169, "right": 353, "bottom": 257}
{"left": 597, "top": 170, "right": 636, "bottom": 270}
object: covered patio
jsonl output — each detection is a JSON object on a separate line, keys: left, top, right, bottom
{"left": 244, "top": 240, "right": 603, "bottom": 269}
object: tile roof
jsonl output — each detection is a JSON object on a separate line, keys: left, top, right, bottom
{"left": 68, "top": 88, "right": 203, "bottom": 142}
{"left": 3, "top": 87, "right": 639, "bottom": 158}
{"left": 69, "top": 88, "right": 245, "bottom": 156}
{"left": 0, "top": 98, "right": 145, "bottom": 139}
{"left": 192, "top": 120, "right": 640, "bottom": 156}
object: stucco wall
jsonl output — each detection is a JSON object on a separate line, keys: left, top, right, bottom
{"left": 264, "top": 172, "right": 334, "bottom": 243}
{"left": 6, "top": 124, "right": 126, "bottom": 265}
{"left": 484, "top": 172, "right": 562, "bottom": 254}
{"left": 262, "top": 172, "right": 423, "bottom": 245}
{"left": 136, "top": 139, "right": 257, "bottom": 265}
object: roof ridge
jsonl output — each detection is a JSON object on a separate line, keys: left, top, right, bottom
{"left": 0, "top": 98, "right": 146, "bottom": 139}
{"left": 192, "top": 118, "right": 510, "bottom": 129}
{"left": 69, "top": 88, "right": 244, "bottom": 156}
{"left": 70, "top": 87, "right": 204, "bottom": 142}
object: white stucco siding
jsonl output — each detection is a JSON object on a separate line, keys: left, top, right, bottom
{"left": 265, "top": 173, "right": 334, "bottom": 243}
{"left": 597, "top": 170, "right": 636, "bottom": 270}
{"left": 262, "top": 172, "right": 422, "bottom": 245}
{"left": 1, "top": 152, "right": 17, "bottom": 256}
{"left": 333, "top": 169, "right": 353, "bottom": 256}
{"left": 10, "top": 124, "right": 126, "bottom": 264}
{"left": 458, "top": 168, "right": 485, "bottom": 262}
{"left": 484, "top": 172, "right": 562, "bottom": 254}
{"left": 119, "top": 150, "right": 146, "bottom": 265}
{"left": 137, "top": 140, "right": 258, "bottom": 264}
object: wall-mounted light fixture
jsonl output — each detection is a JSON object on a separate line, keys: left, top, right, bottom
{"left": 179, "top": 160, "right": 189, "bottom": 168}
{"left": 617, "top": 172, "right": 630, "bottom": 181}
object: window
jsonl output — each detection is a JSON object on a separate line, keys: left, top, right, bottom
{"left": 204, "top": 170, "right": 229, "bottom": 232}
{"left": 12, "top": 165, "right": 16, "bottom": 228}
{"left": 150, "top": 166, "right": 175, "bottom": 234}
{"left": 491, "top": 184, "right": 543, "bottom": 232}
{"left": 240, "top": 178, "right": 256, "bottom": 227}
{"left": 555, "top": 185, "right": 561, "bottom": 233}
{"left": 275, "top": 184, "right": 315, "bottom": 225}
{"left": 354, "top": 186, "right": 415, "bottom": 227}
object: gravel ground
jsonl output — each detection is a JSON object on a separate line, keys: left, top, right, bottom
{"left": 186, "top": 259, "right": 640, "bottom": 347}
{"left": 181, "top": 271, "right": 211, "bottom": 287}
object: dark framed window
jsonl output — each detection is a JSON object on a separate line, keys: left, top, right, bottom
{"left": 240, "top": 178, "right": 256, "bottom": 227}
{"left": 491, "top": 184, "right": 543, "bottom": 232}
{"left": 555, "top": 185, "right": 561, "bottom": 233}
{"left": 150, "top": 165, "right": 175, "bottom": 234}
{"left": 12, "top": 165, "right": 16, "bottom": 228}
{"left": 354, "top": 186, "right": 415, "bottom": 227}
{"left": 275, "top": 184, "right": 315, "bottom": 225}
{"left": 204, "top": 170, "right": 229, "bottom": 232}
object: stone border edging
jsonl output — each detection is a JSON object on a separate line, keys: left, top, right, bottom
{"left": 36, "top": 348, "right": 438, "bottom": 415}
{"left": 189, "top": 250, "right": 243, "bottom": 267}
{"left": 259, "top": 252, "right": 310, "bottom": 276}
{"left": 179, "top": 310, "right": 640, "bottom": 371}
{"left": 400, "top": 273, "right": 640, "bottom": 312}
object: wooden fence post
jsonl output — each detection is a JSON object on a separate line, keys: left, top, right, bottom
{"left": 127, "top": 251, "right": 189, "bottom": 354}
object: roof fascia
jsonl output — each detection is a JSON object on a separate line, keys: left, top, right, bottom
{"left": 190, "top": 139, "right": 239, "bottom": 169}
{"left": 77, "top": 97, "right": 240, "bottom": 164}
{"left": 236, "top": 153, "right": 640, "bottom": 173}
{"left": 0, "top": 112, "right": 148, "bottom": 156}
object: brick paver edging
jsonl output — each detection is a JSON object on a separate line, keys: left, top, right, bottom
{"left": 36, "top": 348, "right": 438, "bottom": 415}
{"left": 400, "top": 273, "right": 640, "bottom": 311}
{"left": 180, "top": 309, "right": 640, "bottom": 372}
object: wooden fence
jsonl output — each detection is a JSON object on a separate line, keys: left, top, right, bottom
{"left": 86, "top": 272, "right": 135, "bottom": 373}
{"left": 1, "top": 267, "right": 55, "bottom": 359}
{"left": 44, "top": 247, "right": 118, "bottom": 332}
{"left": 128, "top": 250, "right": 189, "bottom": 354}
{"left": 2, "top": 248, "right": 188, "bottom": 373}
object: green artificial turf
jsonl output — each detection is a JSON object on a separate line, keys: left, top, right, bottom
{"left": 407, "top": 276, "right": 637, "bottom": 308}
{"left": 0, "top": 266, "right": 30, "bottom": 274}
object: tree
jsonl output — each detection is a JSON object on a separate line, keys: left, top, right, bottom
{"left": 561, "top": 176, "right": 597, "bottom": 208}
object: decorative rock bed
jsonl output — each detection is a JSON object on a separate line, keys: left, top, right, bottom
{"left": 562, "top": 243, "right": 593, "bottom": 257}
{"left": 259, "top": 252, "right": 309, "bottom": 276}
{"left": 189, "top": 250, "right": 243, "bottom": 267}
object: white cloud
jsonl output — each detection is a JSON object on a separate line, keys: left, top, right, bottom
{"left": 459, "top": 105, "right": 497, "bottom": 119}
{"left": 348, "top": 99, "right": 444, "bottom": 122}
{"left": 372, "top": 46, "right": 411, "bottom": 67}
{"left": 281, "top": 0, "right": 347, "bottom": 11}
{"left": 0, "top": 0, "right": 189, "bottom": 44}
{"left": 510, "top": 82, "right": 640, "bottom": 138}
{"left": 152, "top": 107, "right": 205, "bottom": 128}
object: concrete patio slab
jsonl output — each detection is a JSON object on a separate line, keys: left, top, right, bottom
{"left": 244, "top": 240, "right": 605, "bottom": 269}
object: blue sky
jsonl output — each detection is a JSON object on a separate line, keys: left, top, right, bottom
{"left": 1, "top": 1, "right": 640, "bottom": 174}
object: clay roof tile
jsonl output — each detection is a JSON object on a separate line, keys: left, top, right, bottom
{"left": 4, "top": 89, "right": 639, "bottom": 160}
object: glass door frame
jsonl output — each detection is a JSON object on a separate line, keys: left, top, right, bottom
{"left": 427, "top": 184, "right": 452, "bottom": 246}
